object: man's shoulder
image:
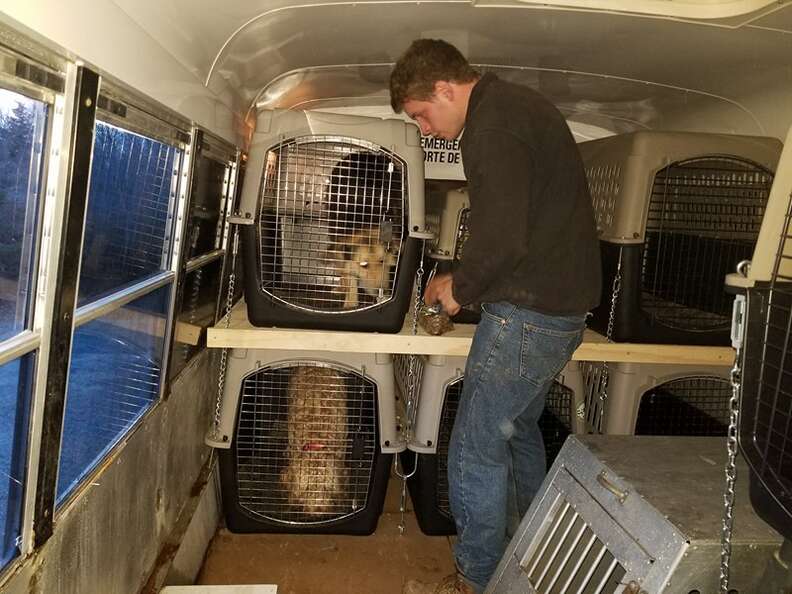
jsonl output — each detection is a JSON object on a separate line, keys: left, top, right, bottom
{"left": 471, "top": 78, "right": 554, "bottom": 130}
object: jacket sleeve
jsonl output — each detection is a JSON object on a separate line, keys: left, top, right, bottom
{"left": 452, "top": 128, "right": 536, "bottom": 306}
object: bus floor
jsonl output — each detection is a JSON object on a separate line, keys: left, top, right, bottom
{"left": 197, "top": 475, "right": 456, "bottom": 594}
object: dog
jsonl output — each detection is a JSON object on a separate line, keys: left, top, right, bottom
{"left": 327, "top": 226, "right": 397, "bottom": 309}
{"left": 280, "top": 365, "right": 349, "bottom": 516}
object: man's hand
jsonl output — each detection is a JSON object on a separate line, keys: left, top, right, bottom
{"left": 424, "top": 272, "right": 462, "bottom": 316}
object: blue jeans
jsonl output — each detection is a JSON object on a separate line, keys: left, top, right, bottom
{"left": 448, "top": 302, "right": 586, "bottom": 592}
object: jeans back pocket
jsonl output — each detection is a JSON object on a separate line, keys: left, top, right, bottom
{"left": 520, "top": 322, "right": 584, "bottom": 386}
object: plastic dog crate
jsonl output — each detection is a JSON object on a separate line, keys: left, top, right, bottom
{"left": 208, "top": 349, "right": 402, "bottom": 534}
{"left": 580, "top": 131, "right": 781, "bottom": 345}
{"left": 396, "top": 355, "right": 585, "bottom": 535}
{"left": 427, "top": 187, "right": 480, "bottom": 324}
{"left": 238, "top": 109, "right": 432, "bottom": 332}
{"left": 487, "top": 436, "right": 782, "bottom": 594}
{"left": 729, "top": 127, "right": 792, "bottom": 541}
{"left": 579, "top": 360, "right": 731, "bottom": 436}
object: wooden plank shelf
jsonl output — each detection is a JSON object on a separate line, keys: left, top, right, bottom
{"left": 208, "top": 301, "right": 735, "bottom": 367}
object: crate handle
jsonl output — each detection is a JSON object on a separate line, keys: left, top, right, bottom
{"left": 597, "top": 470, "right": 629, "bottom": 504}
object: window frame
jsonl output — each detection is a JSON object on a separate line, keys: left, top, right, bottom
{"left": 52, "top": 78, "right": 193, "bottom": 512}
{"left": 168, "top": 129, "right": 238, "bottom": 382}
{"left": 0, "top": 34, "right": 73, "bottom": 577}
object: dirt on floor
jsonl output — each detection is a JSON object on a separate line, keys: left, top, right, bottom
{"left": 198, "top": 477, "right": 457, "bottom": 594}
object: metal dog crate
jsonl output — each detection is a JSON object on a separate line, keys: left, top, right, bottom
{"left": 487, "top": 435, "right": 782, "bottom": 594}
{"left": 238, "top": 109, "right": 431, "bottom": 332}
{"left": 208, "top": 349, "right": 402, "bottom": 534}
{"left": 580, "top": 361, "right": 731, "bottom": 436}
{"left": 728, "top": 127, "right": 792, "bottom": 542}
{"left": 580, "top": 131, "right": 781, "bottom": 345}
{"left": 397, "top": 355, "right": 586, "bottom": 535}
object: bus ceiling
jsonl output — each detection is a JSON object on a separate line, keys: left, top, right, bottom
{"left": 2, "top": 0, "right": 791, "bottom": 143}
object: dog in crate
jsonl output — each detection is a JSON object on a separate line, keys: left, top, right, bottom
{"left": 280, "top": 365, "right": 350, "bottom": 516}
{"left": 326, "top": 226, "right": 397, "bottom": 309}
{"left": 323, "top": 151, "right": 401, "bottom": 309}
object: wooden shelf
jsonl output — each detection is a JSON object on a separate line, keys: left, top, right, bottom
{"left": 207, "top": 301, "right": 735, "bottom": 366}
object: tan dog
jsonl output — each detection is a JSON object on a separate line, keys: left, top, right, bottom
{"left": 328, "top": 227, "right": 397, "bottom": 309}
{"left": 280, "top": 365, "right": 349, "bottom": 517}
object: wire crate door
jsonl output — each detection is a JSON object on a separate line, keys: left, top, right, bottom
{"left": 642, "top": 156, "right": 772, "bottom": 332}
{"left": 634, "top": 375, "right": 731, "bottom": 436}
{"left": 738, "top": 128, "right": 792, "bottom": 540}
{"left": 234, "top": 362, "right": 379, "bottom": 526}
{"left": 257, "top": 137, "right": 406, "bottom": 313}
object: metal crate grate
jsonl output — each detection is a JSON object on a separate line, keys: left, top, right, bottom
{"left": 235, "top": 362, "right": 378, "bottom": 525}
{"left": 454, "top": 207, "right": 471, "bottom": 262}
{"left": 393, "top": 354, "right": 424, "bottom": 402}
{"left": 257, "top": 138, "right": 406, "bottom": 313}
{"left": 642, "top": 156, "right": 772, "bottom": 331}
{"left": 436, "top": 378, "right": 463, "bottom": 520}
{"left": 635, "top": 376, "right": 730, "bottom": 436}
{"left": 435, "top": 378, "right": 574, "bottom": 520}
{"left": 580, "top": 362, "right": 607, "bottom": 434}
{"left": 585, "top": 163, "right": 621, "bottom": 235}
{"left": 542, "top": 382, "right": 574, "bottom": 465}
{"left": 522, "top": 499, "right": 627, "bottom": 593}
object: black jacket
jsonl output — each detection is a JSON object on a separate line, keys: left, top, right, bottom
{"left": 452, "top": 73, "right": 602, "bottom": 315}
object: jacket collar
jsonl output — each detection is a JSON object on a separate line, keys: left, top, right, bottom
{"left": 465, "top": 72, "right": 497, "bottom": 126}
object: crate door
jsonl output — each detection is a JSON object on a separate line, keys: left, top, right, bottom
{"left": 234, "top": 361, "right": 379, "bottom": 525}
{"left": 257, "top": 138, "right": 407, "bottom": 313}
{"left": 642, "top": 156, "right": 772, "bottom": 332}
{"left": 738, "top": 128, "right": 792, "bottom": 540}
{"left": 634, "top": 375, "right": 731, "bottom": 436}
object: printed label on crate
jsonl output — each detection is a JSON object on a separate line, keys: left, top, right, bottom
{"left": 422, "top": 135, "right": 465, "bottom": 181}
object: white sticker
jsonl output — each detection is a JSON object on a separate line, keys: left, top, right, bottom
{"left": 422, "top": 135, "right": 465, "bottom": 181}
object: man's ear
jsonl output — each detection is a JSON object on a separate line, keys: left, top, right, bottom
{"left": 434, "top": 80, "right": 454, "bottom": 102}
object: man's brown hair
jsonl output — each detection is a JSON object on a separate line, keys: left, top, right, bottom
{"left": 389, "top": 39, "right": 479, "bottom": 113}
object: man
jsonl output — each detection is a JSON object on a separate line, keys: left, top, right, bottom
{"left": 390, "top": 39, "right": 601, "bottom": 594}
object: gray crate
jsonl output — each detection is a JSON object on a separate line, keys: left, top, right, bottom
{"left": 206, "top": 349, "right": 403, "bottom": 454}
{"left": 580, "top": 361, "right": 731, "bottom": 435}
{"left": 488, "top": 435, "right": 782, "bottom": 594}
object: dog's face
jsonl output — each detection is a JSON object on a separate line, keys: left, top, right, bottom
{"left": 351, "top": 240, "right": 397, "bottom": 293}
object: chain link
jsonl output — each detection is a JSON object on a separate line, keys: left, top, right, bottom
{"left": 720, "top": 353, "right": 741, "bottom": 593}
{"left": 606, "top": 247, "right": 622, "bottom": 344}
{"left": 211, "top": 224, "right": 241, "bottom": 442}
{"left": 404, "top": 241, "right": 426, "bottom": 443}
{"left": 598, "top": 246, "right": 623, "bottom": 424}
{"left": 720, "top": 291, "right": 746, "bottom": 594}
{"left": 396, "top": 240, "right": 426, "bottom": 533}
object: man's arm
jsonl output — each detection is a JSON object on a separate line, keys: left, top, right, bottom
{"left": 452, "top": 128, "right": 536, "bottom": 306}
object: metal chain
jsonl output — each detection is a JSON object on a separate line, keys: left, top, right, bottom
{"left": 721, "top": 289, "right": 747, "bottom": 594}
{"left": 396, "top": 239, "right": 426, "bottom": 534}
{"left": 211, "top": 223, "right": 241, "bottom": 443}
{"left": 598, "top": 246, "right": 623, "bottom": 427}
{"left": 606, "top": 247, "right": 623, "bottom": 344}
{"left": 720, "top": 350, "right": 741, "bottom": 594}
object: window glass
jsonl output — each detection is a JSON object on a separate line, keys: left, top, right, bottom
{"left": 185, "top": 153, "right": 227, "bottom": 260}
{"left": 170, "top": 258, "right": 222, "bottom": 379}
{"left": 78, "top": 122, "right": 180, "bottom": 305}
{"left": 0, "top": 90, "right": 47, "bottom": 341}
{"left": 57, "top": 285, "right": 170, "bottom": 503}
{"left": 0, "top": 354, "right": 35, "bottom": 570}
